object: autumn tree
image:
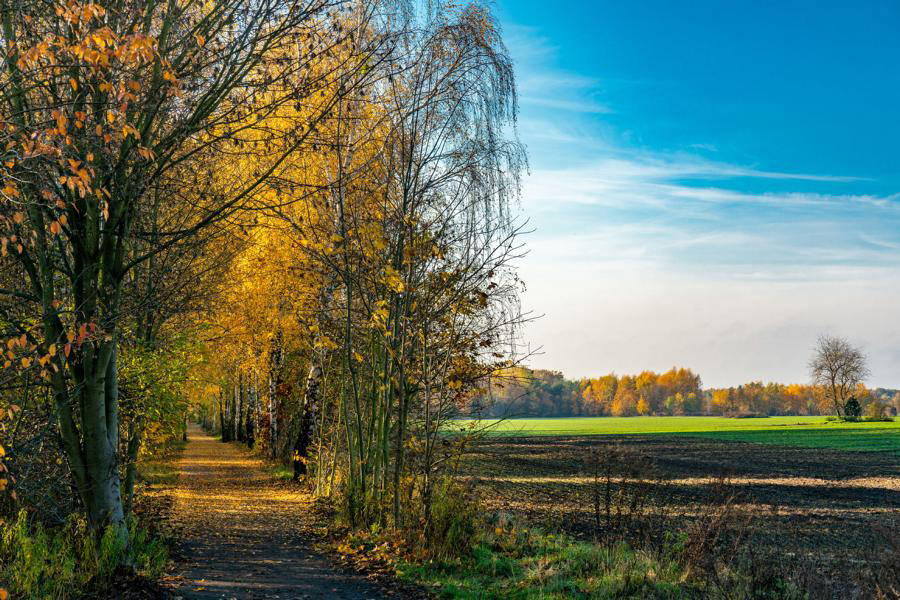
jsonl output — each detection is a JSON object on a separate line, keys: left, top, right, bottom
{"left": 582, "top": 375, "right": 617, "bottom": 415}
{"left": 233, "top": 1, "right": 528, "bottom": 533}
{"left": 636, "top": 396, "right": 651, "bottom": 415}
{"left": 0, "top": 0, "right": 349, "bottom": 547}
{"left": 611, "top": 376, "right": 637, "bottom": 416}
{"left": 711, "top": 388, "right": 731, "bottom": 415}
{"left": 173, "top": 1, "right": 526, "bottom": 542}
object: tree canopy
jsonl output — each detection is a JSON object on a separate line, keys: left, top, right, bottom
{"left": 0, "top": 0, "right": 526, "bottom": 564}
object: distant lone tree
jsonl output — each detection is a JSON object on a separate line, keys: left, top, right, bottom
{"left": 844, "top": 396, "right": 862, "bottom": 419}
{"left": 809, "top": 335, "right": 870, "bottom": 418}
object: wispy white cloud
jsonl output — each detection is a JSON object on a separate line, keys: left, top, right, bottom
{"left": 503, "top": 23, "right": 559, "bottom": 62}
{"left": 520, "top": 95, "right": 614, "bottom": 114}
{"left": 522, "top": 156, "right": 891, "bottom": 214}
{"left": 517, "top": 72, "right": 612, "bottom": 114}
{"left": 517, "top": 72, "right": 601, "bottom": 94}
{"left": 522, "top": 166, "right": 900, "bottom": 272}
{"left": 506, "top": 24, "right": 615, "bottom": 118}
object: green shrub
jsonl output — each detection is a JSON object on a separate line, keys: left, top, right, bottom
{"left": 425, "top": 478, "right": 480, "bottom": 560}
{"left": 0, "top": 510, "right": 167, "bottom": 599}
{"left": 862, "top": 403, "right": 895, "bottom": 422}
{"left": 861, "top": 415, "right": 895, "bottom": 422}
{"left": 337, "top": 478, "right": 374, "bottom": 530}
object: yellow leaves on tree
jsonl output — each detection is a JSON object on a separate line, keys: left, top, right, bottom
{"left": 636, "top": 396, "right": 651, "bottom": 416}
{"left": 382, "top": 266, "right": 405, "bottom": 293}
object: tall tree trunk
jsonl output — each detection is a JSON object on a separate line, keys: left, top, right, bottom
{"left": 268, "top": 332, "right": 283, "bottom": 459}
{"left": 77, "top": 349, "right": 127, "bottom": 543}
{"left": 231, "top": 381, "right": 239, "bottom": 442}
{"left": 123, "top": 416, "right": 143, "bottom": 517}
{"left": 236, "top": 372, "right": 245, "bottom": 442}
{"left": 831, "top": 380, "right": 843, "bottom": 417}
{"left": 246, "top": 378, "right": 255, "bottom": 448}
{"left": 253, "top": 372, "right": 261, "bottom": 448}
{"left": 220, "top": 392, "right": 230, "bottom": 442}
{"left": 293, "top": 363, "right": 323, "bottom": 480}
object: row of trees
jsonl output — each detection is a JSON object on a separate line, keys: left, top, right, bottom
{"left": 0, "top": 0, "right": 527, "bottom": 564}
{"left": 708, "top": 381, "right": 897, "bottom": 417}
{"left": 474, "top": 367, "right": 704, "bottom": 417}
{"left": 186, "top": 0, "right": 527, "bottom": 532}
{"left": 472, "top": 366, "right": 899, "bottom": 418}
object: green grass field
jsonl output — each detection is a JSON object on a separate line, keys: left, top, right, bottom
{"left": 455, "top": 416, "right": 900, "bottom": 452}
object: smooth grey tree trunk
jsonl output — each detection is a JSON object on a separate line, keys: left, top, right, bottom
{"left": 74, "top": 343, "right": 127, "bottom": 542}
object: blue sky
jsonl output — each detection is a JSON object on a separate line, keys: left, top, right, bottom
{"left": 497, "top": 1, "right": 900, "bottom": 388}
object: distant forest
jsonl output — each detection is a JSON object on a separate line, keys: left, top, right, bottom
{"left": 468, "top": 367, "right": 900, "bottom": 418}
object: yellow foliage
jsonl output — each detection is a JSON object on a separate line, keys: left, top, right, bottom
{"left": 636, "top": 396, "right": 651, "bottom": 415}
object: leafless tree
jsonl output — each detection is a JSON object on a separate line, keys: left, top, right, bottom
{"left": 809, "top": 335, "right": 869, "bottom": 417}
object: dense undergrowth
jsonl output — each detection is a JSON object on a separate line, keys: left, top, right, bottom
{"left": 391, "top": 530, "right": 804, "bottom": 599}
{"left": 0, "top": 512, "right": 168, "bottom": 599}
{"left": 332, "top": 488, "right": 807, "bottom": 600}
{"left": 0, "top": 440, "right": 183, "bottom": 599}
{"left": 313, "top": 451, "right": 801, "bottom": 600}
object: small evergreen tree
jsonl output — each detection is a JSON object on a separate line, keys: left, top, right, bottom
{"left": 844, "top": 396, "right": 862, "bottom": 419}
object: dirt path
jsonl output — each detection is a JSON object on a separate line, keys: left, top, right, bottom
{"left": 168, "top": 425, "right": 386, "bottom": 599}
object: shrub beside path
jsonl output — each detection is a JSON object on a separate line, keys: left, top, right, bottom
{"left": 168, "top": 424, "right": 386, "bottom": 599}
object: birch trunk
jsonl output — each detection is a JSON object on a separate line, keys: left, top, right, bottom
{"left": 268, "top": 332, "right": 283, "bottom": 459}
{"left": 237, "top": 372, "right": 245, "bottom": 442}
{"left": 246, "top": 376, "right": 256, "bottom": 448}
{"left": 293, "top": 363, "right": 323, "bottom": 480}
